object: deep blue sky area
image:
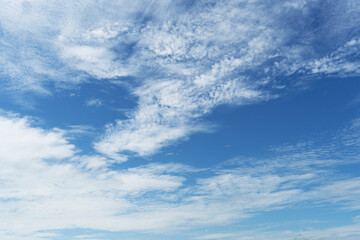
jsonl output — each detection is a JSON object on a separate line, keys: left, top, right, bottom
{"left": 157, "top": 77, "right": 360, "bottom": 167}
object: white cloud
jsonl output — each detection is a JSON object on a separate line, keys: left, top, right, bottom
{"left": 94, "top": 74, "right": 264, "bottom": 160}
{"left": 0, "top": 112, "right": 186, "bottom": 238}
{"left": 60, "top": 45, "right": 128, "bottom": 79}
{"left": 1, "top": 112, "right": 360, "bottom": 239}
{"left": 0, "top": 1, "right": 360, "bottom": 240}
{"left": 302, "top": 37, "right": 360, "bottom": 76}
{"left": 0, "top": 113, "right": 75, "bottom": 164}
{"left": 1, "top": 0, "right": 360, "bottom": 158}
{"left": 93, "top": 0, "right": 360, "bottom": 159}
{"left": 85, "top": 98, "right": 103, "bottom": 107}
{"left": 308, "top": 178, "right": 360, "bottom": 210}
{"left": 66, "top": 124, "right": 96, "bottom": 136}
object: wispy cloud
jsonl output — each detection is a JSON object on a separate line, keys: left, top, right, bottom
{"left": 94, "top": 62, "right": 266, "bottom": 160}
{"left": 85, "top": 98, "right": 103, "bottom": 107}
{"left": 92, "top": 0, "right": 360, "bottom": 159}
{"left": 1, "top": 111, "right": 360, "bottom": 239}
{"left": 2, "top": 1, "right": 360, "bottom": 158}
{"left": 1, "top": 1, "right": 360, "bottom": 239}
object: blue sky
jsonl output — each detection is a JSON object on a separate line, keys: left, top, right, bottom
{"left": 0, "top": 0, "right": 360, "bottom": 239}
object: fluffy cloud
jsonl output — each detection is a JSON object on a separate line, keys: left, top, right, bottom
{"left": 0, "top": 113, "right": 184, "bottom": 238}
{"left": 0, "top": 113, "right": 75, "bottom": 163}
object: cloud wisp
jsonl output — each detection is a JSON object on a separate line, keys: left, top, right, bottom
{"left": 91, "top": 0, "right": 360, "bottom": 159}
{"left": 1, "top": 111, "right": 360, "bottom": 239}
{"left": 1, "top": 1, "right": 360, "bottom": 239}
{"left": 1, "top": 1, "right": 360, "bottom": 159}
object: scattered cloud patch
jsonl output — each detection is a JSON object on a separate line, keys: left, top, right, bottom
{"left": 1, "top": 0, "right": 360, "bottom": 158}
{"left": 85, "top": 98, "right": 103, "bottom": 107}
{"left": 1, "top": 113, "right": 360, "bottom": 239}
{"left": 1, "top": 1, "right": 360, "bottom": 239}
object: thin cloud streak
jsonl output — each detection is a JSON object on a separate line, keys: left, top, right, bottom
{"left": 1, "top": 112, "right": 360, "bottom": 239}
